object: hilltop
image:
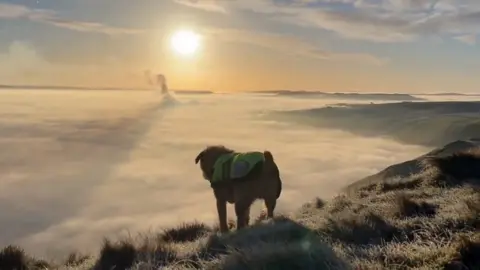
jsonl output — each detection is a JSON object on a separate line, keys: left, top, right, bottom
{"left": 1, "top": 140, "right": 479, "bottom": 270}
{"left": 345, "top": 139, "right": 480, "bottom": 192}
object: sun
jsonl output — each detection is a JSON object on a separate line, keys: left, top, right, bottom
{"left": 170, "top": 30, "right": 200, "bottom": 56}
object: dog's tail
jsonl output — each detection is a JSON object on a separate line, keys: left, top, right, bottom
{"left": 263, "top": 150, "right": 274, "bottom": 163}
{"left": 264, "top": 150, "right": 282, "bottom": 199}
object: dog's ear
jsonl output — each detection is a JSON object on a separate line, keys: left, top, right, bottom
{"left": 195, "top": 150, "right": 204, "bottom": 164}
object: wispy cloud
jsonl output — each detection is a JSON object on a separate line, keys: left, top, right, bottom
{"left": 0, "top": 3, "right": 32, "bottom": 18}
{"left": 454, "top": 34, "right": 476, "bottom": 45}
{"left": 201, "top": 27, "right": 388, "bottom": 65}
{"left": 173, "top": 0, "right": 228, "bottom": 13}
{"left": 39, "top": 18, "right": 144, "bottom": 35}
{"left": 174, "top": 0, "right": 480, "bottom": 44}
{"left": 0, "top": 3, "right": 143, "bottom": 35}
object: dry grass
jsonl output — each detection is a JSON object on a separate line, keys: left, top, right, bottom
{"left": 422, "top": 149, "right": 480, "bottom": 187}
{"left": 0, "top": 245, "right": 50, "bottom": 270}
{"left": 393, "top": 193, "right": 437, "bottom": 218}
{"left": 64, "top": 252, "right": 90, "bottom": 267}
{"left": 161, "top": 221, "right": 212, "bottom": 243}
{"left": 1, "top": 150, "right": 480, "bottom": 269}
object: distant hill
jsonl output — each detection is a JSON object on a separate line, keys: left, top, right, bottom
{"left": 269, "top": 101, "right": 480, "bottom": 147}
{"left": 173, "top": 90, "right": 213, "bottom": 94}
{"left": 420, "top": 92, "right": 480, "bottom": 96}
{"left": 421, "top": 92, "right": 468, "bottom": 96}
{"left": 251, "top": 90, "right": 424, "bottom": 101}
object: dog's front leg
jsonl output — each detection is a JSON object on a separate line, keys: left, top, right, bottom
{"left": 216, "top": 199, "right": 228, "bottom": 233}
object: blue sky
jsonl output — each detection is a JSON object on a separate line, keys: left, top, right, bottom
{"left": 0, "top": 0, "right": 479, "bottom": 92}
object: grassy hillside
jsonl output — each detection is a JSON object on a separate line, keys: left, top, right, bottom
{"left": 1, "top": 150, "right": 479, "bottom": 270}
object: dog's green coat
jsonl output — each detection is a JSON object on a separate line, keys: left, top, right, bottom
{"left": 211, "top": 152, "right": 265, "bottom": 184}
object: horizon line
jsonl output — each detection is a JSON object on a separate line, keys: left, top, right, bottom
{"left": 0, "top": 84, "right": 474, "bottom": 96}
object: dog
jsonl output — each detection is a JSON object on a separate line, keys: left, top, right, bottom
{"left": 194, "top": 145, "right": 282, "bottom": 232}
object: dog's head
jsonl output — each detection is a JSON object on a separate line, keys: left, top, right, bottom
{"left": 195, "top": 145, "right": 234, "bottom": 181}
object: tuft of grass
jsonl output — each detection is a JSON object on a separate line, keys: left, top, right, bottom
{"left": 93, "top": 239, "right": 137, "bottom": 270}
{"left": 136, "top": 238, "right": 178, "bottom": 267}
{"left": 455, "top": 235, "right": 480, "bottom": 270}
{"left": 423, "top": 150, "right": 480, "bottom": 187}
{"left": 393, "top": 193, "right": 437, "bottom": 218}
{"left": 211, "top": 240, "right": 351, "bottom": 270}
{"left": 198, "top": 217, "right": 316, "bottom": 260}
{"left": 320, "top": 211, "right": 399, "bottom": 245}
{"left": 64, "top": 252, "right": 90, "bottom": 267}
{"left": 463, "top": 193, "right": 480, "bottom": 231}
{"left": 327, "top": 195, "right": 354, "bottom": 214}
{"left": 0, "top": 245, "right": 50, "bottom": 270}
{"left": 161, "top": 221, "right": 212, "bottom": 243}
{"left": 0, "top": 245, "right": 29, "bottom": 270}
{"left": 378, "top": 175, "right": 423, "bottom": 192}
{"left": 315, "top": 197, "right": 326, "bottom": 209}
{"left": 445, "top": 234, "right": 480, "bottom": 270}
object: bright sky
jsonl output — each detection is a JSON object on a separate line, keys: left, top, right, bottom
{"left": 0, "top": 0, "right": 479, "bottom": 93}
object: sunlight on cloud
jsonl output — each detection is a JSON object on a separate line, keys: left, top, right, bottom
{"left": 174, "top": 0, "right": 480, "bottom": 44}
{"left": 201, "top": 27, "right": 388, "bottom": 65}
{"left": 173, "top": 0, "right": 228, "bottom": 13}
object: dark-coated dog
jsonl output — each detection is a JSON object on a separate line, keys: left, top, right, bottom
{"left": 195, "top": 145, "right": 282, "bottom": 232}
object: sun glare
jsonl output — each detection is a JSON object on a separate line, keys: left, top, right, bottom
{"left": 170, "top": 30, "right": 200, "bottom": 56}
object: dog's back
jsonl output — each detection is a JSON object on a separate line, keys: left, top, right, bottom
{"left": 213, "top": 150, "right": 282, "bottom": 203}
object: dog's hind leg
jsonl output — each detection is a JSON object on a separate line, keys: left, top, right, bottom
{"left": 245, "top": 205, "right": 251, "bottom": 226}
{"left": 264, "top": 197, "right": 277, "bottom": 218}
{"left": 234, "top": 198, "right": 254, "bottom": 230}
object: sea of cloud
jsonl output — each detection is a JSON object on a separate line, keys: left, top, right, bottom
{"left": 0, "top": 89, "right": 443, "bottom": 258}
